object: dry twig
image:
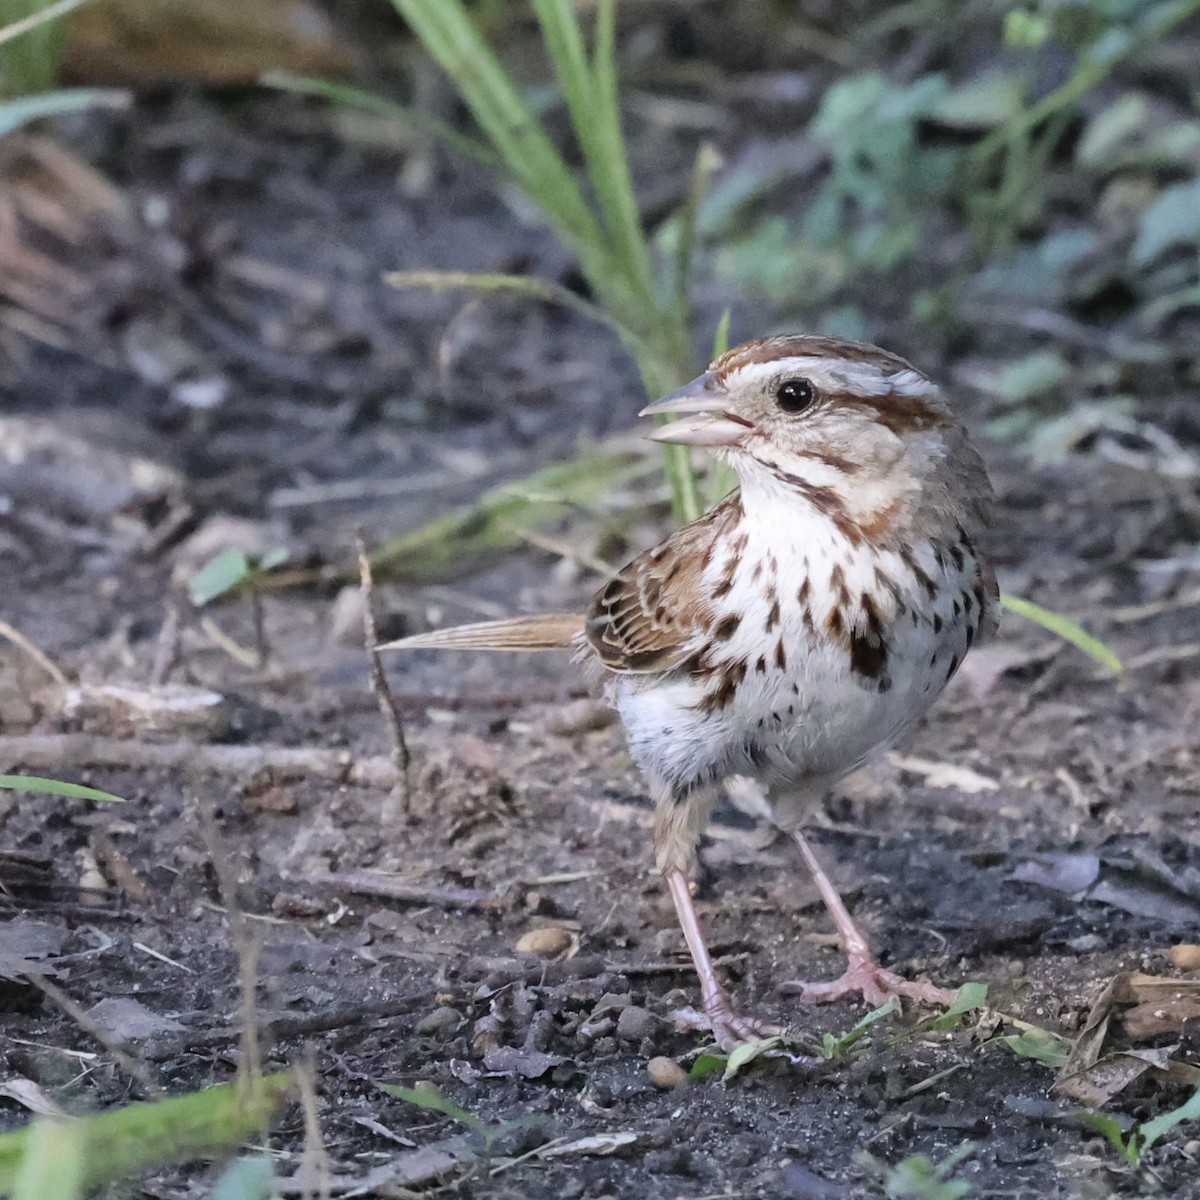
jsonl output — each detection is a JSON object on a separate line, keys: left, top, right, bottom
{"left": 356, "top": 531, "right": 411, "bottom": 818}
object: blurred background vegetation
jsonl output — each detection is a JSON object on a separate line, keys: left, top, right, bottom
{"left": 2, "top": 0, "right": 1197, "bottom": 484}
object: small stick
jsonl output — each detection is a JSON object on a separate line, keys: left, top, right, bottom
{"left": 309, "top": 870, "right": 506, "bottom": 912}
{"left": 148, "top": 601, "right": 181, "bottom": 687}
{"left": 22, "top": 970, "right": 160, "bottom": 1094}
{"left": 356, "top": 531, "right": 411, "bottom": 819}
{"left": 0, "top": 618, "right": 68, "bottom": 686}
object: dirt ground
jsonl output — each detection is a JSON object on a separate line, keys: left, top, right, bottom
{"left": 2, "top": 46, "right": 1200, "bottom": 1200}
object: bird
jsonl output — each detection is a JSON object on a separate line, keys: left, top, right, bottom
{"left": 380, "top": 333, "right": 998, "bottom": 1049}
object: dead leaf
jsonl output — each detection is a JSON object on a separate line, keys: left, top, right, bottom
{"left": 84, "top": 997, "right": 187, "bottom": 1042}
{"left": 889, "top": 754, "right": 999, "bottom": 793}
{"left": 66, "top": 0, "right": 354, "bottom": 86}
{"left": 481, "top": 1046, "right": 565, "bottom": 1080}
{"left": 1117, "top": 973, "right": 1200, "bottom": 1038}
{"left": 1013, "top": 852, "right": 1101, "bottom": 895}
{"left": 539, "top": 1132, "right": 640, "bottom": 1158}
{"left": 0, "top": 1077, "right": 64, "bottom": 1117}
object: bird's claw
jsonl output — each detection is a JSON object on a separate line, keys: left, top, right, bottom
{"left": 671, "top": 1003, "right": 781, "bottom": 1052}
{"left": 780, "top": 955, "right": 956, "bottom": 1009}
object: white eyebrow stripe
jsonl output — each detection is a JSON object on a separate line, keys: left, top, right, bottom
{"left": 727, "top": 356, "right": 936, "bottom": 397}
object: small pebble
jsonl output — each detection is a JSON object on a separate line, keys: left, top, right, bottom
{"left": 1170, "top": 944, "right": 1200, "bottom": 971}
{"left": 416, "top": 1007, "right": 461, "bottom": 1036}
{"left": 616, "top": 1004, "right": 656, "bottom": 1041}
{"left": 1066, "top": 934, "right": 1106, "bottom": 953}
{"left": 647, "top": 1056, "right": 687, "bottom": 1089}
{"left": 515, "top": 927, "right": 573, "bottom": 959}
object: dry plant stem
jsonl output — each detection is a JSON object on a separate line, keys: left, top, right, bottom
{"left": 0, "top": 733, "right": 399, "bottom": 788}
{"left": 198, "top": 794, "right": 266, "bottom": 1101}
{"left": 0, "top": 617, "right": 68, "bottom": 685}
{"left": 21, "top": 969, "right": 160, "bottom": 1094}
{"left": 308, "top": 870, "right": 506, "bottom": 912}
{"left": 783, "top": 830, "right": 956, "bottom": 1007}
{"left": 294, "top": 1052, "right": 331, "bottom": 1200}
{"left": 251, "top": 590, "right": 269, "bottom": 672}
{"left": 140, "top": 992, "right": 428, "bottom": 1062}
{"left": 356, "top": 533, "right": 411, "bottom": 817}
{"left": 148, "top": 602, "right": 181, "bottom": 687}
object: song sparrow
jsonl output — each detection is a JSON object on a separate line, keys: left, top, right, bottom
{"left": 381, "top": 334, "right": 997, "bottom": 1049}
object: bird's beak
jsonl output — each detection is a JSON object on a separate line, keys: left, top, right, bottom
{"left": 639, "top": 372, "right": 753, "bottom": 448}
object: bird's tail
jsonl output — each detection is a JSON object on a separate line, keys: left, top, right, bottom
{"left": 376, "top": 612, "right": 585, "bottom": 653}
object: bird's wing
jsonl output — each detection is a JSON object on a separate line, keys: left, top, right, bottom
{"left": 585, "top": 493, "right": 743, "bottom": 674}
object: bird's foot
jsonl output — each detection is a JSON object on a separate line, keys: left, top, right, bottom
{"left": 672, "top": 999, "right": 781, "bottom": 1052}
{"left": 779, "top": 953, "right": 956, "bottom": 1009}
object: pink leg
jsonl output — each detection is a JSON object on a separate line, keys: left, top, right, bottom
{"left": 780, "top": 831, "right": 955, "bottom": 1008}
{"left": 665, "top": 868, "right": 779, "bottom": 1050}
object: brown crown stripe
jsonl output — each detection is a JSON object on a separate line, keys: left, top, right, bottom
{"left": 712, "top": 334, "right": 922, "bottom": 379}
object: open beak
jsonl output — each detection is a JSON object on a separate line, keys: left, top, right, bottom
{"left": 639, "top": 372, "right": 754, "bottom": 448}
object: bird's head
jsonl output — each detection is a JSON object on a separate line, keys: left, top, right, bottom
{"left": 641, "top": 334, "right": 988, "bottom": 539}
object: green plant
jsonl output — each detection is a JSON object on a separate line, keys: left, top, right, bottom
{"left": 273, "top": 0, "right": 709, "bottom": 522}
{"left": 0, "top": 1075, "right": 294, "bottom": 1197}
{"left": 0, "top": 774, "right": 124, "bottom": 803}
{"left": 0, "top": 0, "right": 104, "bottom": 96}
{"left": 1080, "top": 1086, "right": 1200, "bottom": 1167}
{"left": 870, "top": 1144, "right": 975, "bottom": 1200}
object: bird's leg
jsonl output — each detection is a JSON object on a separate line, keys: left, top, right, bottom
{"left": 651, "top": 783, "right": 777, "bottom": 1049}
{"left": 780, "top": 829, "right": 956, "bottom": 1008}
{"left": 664, "top": 868, "right": 778, "bottom": 1049}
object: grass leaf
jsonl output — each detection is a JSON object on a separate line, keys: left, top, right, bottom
{"left": 689, "top": 1052, "right": 727, "bottom": 1080}
{"left": 0, "top": 1075, "right": 293, "bottom": 1193}
{"left": 821, "top": 998, "right": 900, "bottom": 1060}
{"left": 723, "top": 1035, "right": 783, "bottom": 1080}
{"left": 0, "top": 775, "right": 124, "bottom": 803}
{"left": 1000, "top": 594, "right": 1123, "bottom": 677}
{"left": 0, "top": 87, "right": 128, "bottom": 137}
{"left": 378, "top": 1082, "right": 490, "bottom": 1137}
{"left": 388, "top": 0, "right": 612, "bottom": 296}
{"left": 369, "top": 448, "right": 650, "bottom": 582}
{"left": 261, "top": 71, "right": 499, "bottom": 169}
{"left": 1000, "top": 1028, "right": 1072, "bottom": 1068}
{"left": 1078, "top": 1111, "right": 1138, "bottom": 1165}
{"left": 1137, "top": 1085, "right": 1200, "bottom": 1156}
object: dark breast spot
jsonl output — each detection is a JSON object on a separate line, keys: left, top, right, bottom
{"left": 713, "top": 613, "right": 741, "bottom": 641}
{"left": 849, "top": 628, "right": 889, "bottom": 686}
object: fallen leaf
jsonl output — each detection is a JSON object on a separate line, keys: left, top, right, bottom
{"left": 889, "top": 754, "right": 999, "bottom": 793}
{"left": 84, "top": 997, "right": 187, "bottom": 1042}
{"left": 1013, "top": 853, "right": 1101, "bottom": 895}
{"left": 481, "top": 1046, "right": 565, "bottom": 1080}
{"left": 539, "top": 1132, "right": 640, "bottom": 1158}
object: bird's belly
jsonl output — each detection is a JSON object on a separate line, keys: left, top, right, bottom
{"left": 610, "top": 612, "right": 966, "bottom": 796}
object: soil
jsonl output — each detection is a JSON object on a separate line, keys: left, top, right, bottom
{"left": 2, "top": 32, "right": 1200, "bottom": 1200}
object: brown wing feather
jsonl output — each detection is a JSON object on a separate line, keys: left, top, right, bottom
{"left": 586, "top": 494, "right": 743, "bottom": 674}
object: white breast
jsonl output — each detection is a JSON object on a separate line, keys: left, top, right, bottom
{"left": 607, "top": 480, "right": 984, "bottom": 816}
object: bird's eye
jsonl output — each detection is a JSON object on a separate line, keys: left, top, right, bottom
{"left": 775, "top": 377, "right": 816, "bottom": 413}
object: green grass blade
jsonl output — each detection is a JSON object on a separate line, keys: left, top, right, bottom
{"left": 1000, "top": 594, "right": 1123, "bottom": 677}
{"left": 673, "top": 143, "right": 723, "bottom": 329}
{"left": 12, "top": 1117, "right": 85, "bottom": 1200}
{"left": 0, "top": 775, "right": 125, "bottom": 803}
{"left": 388, "top": 0, "right": 611, "bottom": 286}
{"left": 261, "top": 71, "right": 499, "bottom": 170}
{"left": 1138, "top": 1085, "right": 1200, "bottom": 1156}
{"left": 0, "top": 87, "right": 128, "bottom": 137}
{"left": 0, "top": 0, "right": 98, "bottom": 50}
{"left": 0, "top": 1075, "right": 294, "bottom": 1193}
{"left": 369, "top": 448, "right": 651, "bottom": 582}
{"left": 575, "top": 0, "right": 656, "bottom": 309}
{"left": 383, "top": 269, "right": 647, "bottom": 357}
